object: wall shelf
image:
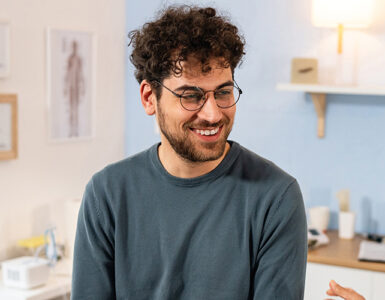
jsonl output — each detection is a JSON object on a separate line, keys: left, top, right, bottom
{"left": 276, "top": 83, "right": 385, "bottom": 138}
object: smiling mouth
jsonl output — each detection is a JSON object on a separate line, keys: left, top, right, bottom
{"left": 189, "top": 125, "right": 223, "bottom": 140}
{"left": 193, "top": 127, "right": 220, "bottom": 136}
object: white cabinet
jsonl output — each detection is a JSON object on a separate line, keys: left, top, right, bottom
{"left": 372, "top": 271, "right": 385, "bottom": 300}
{"left": 305, "top": 262, "right": 385, "bottom": 300}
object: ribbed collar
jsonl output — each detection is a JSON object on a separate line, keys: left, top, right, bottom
{"left": 149, "top": 140, "right": 241, "bottom": 187}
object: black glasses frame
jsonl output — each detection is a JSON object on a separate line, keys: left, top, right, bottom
{"left": 153, "top": 80, "right": 243, "bottom": 111}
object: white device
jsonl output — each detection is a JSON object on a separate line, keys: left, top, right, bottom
{"left": 1, "top": 256, "right": 50, "bottom": 289}
{"left": 308, "top": 228, "right": 330, "bottom": 249}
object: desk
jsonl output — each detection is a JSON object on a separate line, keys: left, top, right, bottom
{"left": 305, "top": 231, "right": 385, "bottom": 300}
{"left": 0, "top": 259, "right": 72, "bottom": 300}
{"left": 308, "top": 231, "right": 385, "bottom": 273}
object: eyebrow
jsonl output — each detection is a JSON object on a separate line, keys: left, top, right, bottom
{"left": 174, "top": 80, "right": 234, "bottom": 92}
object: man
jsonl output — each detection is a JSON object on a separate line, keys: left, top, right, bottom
{"left": 71, "top": 6, "right": 308, "bottom": 299}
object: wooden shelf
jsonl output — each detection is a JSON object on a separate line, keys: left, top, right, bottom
{"left": 308, "top": 231, "right": 385, "bottom": 273}
{"left": 276, "top": 83, "right": 385, "bottom": 138}
{"left": 277, "top": 83, "right": 385, "bottom": 96}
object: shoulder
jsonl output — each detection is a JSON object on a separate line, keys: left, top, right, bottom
{"left": 92, "top": 145, "right": 153, "bottom": 183}
{"left": 230, "top": 142, "right": 303, "bottom": 220}
{"left": 232, "top": 145, "right": 306, "bottom": 246}
{"left": 85, "top": 145, "right": 156, "bottom": 204}
{"left": 81, "top": 145, "right": 156, "bottom": 220}
{"left": 232, "top": 142, "right": 296, "bottom": 190}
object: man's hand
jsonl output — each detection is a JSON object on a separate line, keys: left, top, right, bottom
{"left": 325, "top": 280, "right": 365, "bottom": 300}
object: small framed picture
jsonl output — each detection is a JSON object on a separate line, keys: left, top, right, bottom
{"left": 0, "top": 94, "right": 18, "bottom": 160}
{"left": 0, "top": 21, "right": 10, "bottom": 78}
{"left": 47, "top": 28, "right": 96, "bottom": 141}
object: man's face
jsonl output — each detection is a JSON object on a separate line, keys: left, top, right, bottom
{"left": 155, "top": 58, "right": 236, "bottom": 163}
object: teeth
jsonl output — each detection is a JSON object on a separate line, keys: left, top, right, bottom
{"left": 195, "top": 128, "right": 219, "bottom": 136}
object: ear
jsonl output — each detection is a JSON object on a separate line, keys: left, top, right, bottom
{"left": 140, "top": 80, "right": 157, "bottom": 116}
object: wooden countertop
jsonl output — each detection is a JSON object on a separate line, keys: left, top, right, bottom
{"left": 308, "top": 231, "right": 385, "bottom": 273}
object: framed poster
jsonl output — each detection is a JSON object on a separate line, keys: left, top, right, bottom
{"left": 0, "top": 21, "right": 10, "bottom": 78}
{"left": 47, "top": 29, "right": 95, "bottom": 141}
{"left": 0, "top": 94, "right": 17, "bottom": 160}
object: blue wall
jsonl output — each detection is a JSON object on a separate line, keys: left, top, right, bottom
{"left": 126, "top": 0, "right": 385, "bottom": 235}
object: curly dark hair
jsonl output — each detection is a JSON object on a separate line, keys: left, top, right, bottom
{"left": 128, "top": 5, "right": 245, "bottom": 97}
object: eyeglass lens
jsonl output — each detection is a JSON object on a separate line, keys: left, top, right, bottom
{"left": 180, "top": 86, "right": 240, "bottom": 110}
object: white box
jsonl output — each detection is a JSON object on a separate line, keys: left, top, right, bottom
{"left": 1, "top": 256, "right": 50, "bottom": 289}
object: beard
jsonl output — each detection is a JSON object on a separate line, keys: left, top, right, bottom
{"left": 157, "top": 102, "right": 233, "bottom": 163}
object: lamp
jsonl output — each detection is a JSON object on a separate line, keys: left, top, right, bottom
{"left": 311, "top": 0, "right": 374, "bottom": 54}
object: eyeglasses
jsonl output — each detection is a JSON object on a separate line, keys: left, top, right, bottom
{"left": 154, "top": 80, "right": 242, "bottom": 111}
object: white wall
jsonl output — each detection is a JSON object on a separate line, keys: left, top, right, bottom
{"left": 0, "top": 0, "right": 126, "bottom": 260}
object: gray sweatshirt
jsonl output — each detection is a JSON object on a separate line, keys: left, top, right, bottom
{"left": 71, "top": 141, "right": 307, "bottom": 300}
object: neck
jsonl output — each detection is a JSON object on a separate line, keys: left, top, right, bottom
{"left": 158, "top": 142, "right": 230, "bottom": 179}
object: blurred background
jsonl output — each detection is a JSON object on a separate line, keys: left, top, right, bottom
{"left": 1, "top": 0, "right": 385, "bottom": 299}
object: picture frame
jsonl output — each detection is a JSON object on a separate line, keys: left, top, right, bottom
{"left": 0, "top": 94, "right": 18, "bottom": 160}
{"left": 0, "top": 21, "right": 10, "bottom": 78}
{"left": 46, "top": 28, "right": 96, "bottom": 142}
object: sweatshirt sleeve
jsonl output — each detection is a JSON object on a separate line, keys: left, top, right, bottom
{"left": 252, "top": 180, "right": 308, "bottom": 300}
{"left": 71, "top": 177, "right": 115, "bottom": 300}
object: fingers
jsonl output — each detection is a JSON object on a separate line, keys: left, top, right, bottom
{"left": 329, "top": 280, "right": 350, "bottom": 298}
{"left": 327, "top": 280, "right": 365, "bottom": 300}
{"left": 326, "top": 288, "right": 338, "bottom": 296}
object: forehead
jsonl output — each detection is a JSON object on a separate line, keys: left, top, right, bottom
{"left": 164, "top": 57, "right": 233, "bottom": 89}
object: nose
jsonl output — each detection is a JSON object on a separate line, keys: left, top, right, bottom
{"left": 197, "top": 92, "right": 222, "bottom": 124}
